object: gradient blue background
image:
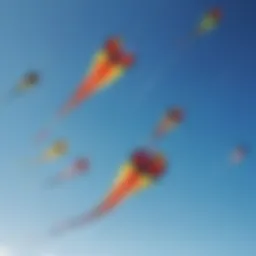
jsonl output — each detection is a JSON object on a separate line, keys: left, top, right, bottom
{"left": 0, "top": 0, "right": 255, "bottom": 255}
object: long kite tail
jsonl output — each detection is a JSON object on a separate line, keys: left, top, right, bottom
{"left": 58, "top": 61, "right": 114, "bottom": 118}
{"left": 50, "top": 170, "right": 141, "bottom": 236}
{"left": 36, "top": 63, "right": 112, "bottom": 146}
{"left": 147, "top": 136, "right": 160, "bottom": 151}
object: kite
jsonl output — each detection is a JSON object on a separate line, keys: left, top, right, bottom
{"left": 28, "top": 140, "right": 68, "bottom": 169}
{"left": 46, "top": 157, "right": 90, "bottom": 187}
{"left": 196, "top": 7, "right": 223, "bottom": 36}
{"left": 49, "top": 148, "right": 167, "bottom": 236}
{"left": 151, "top": 107, "right": 184, "bottom": 145}
{"left": 179, "top": 7, "right": 222, "bottom": 47}
{"left": 37, "top": 37, "right": 135, "bottom": 143}
{"left": 230, "top": 144, "right": 250, "bottom": 165}
{"left": 0, "top": 71, "right": 40, "bottom": 108}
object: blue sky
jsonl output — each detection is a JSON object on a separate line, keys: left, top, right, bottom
{"left": 0, "top": 0, "right": 255, "bottom": 255}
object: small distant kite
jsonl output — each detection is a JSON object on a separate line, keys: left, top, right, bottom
{"left": 230, "top": 144, "right": 250, "bottom": 165}
{"left": 27, "top": 140, "right": 68, "bottom": 169}
{"left": 46, "top": 157, "right": 90, "bottom": 187}
{"left": 1, "top": 71, "right": 40, "bottom": 108}
{"left": 179, "top": 7, "right": 223, "bottom": 47}
{"left": 196, "top": 7, "right": 223, "bottom": 36}
{"left": 151, "top": 107, "right": 184, "bottom": 145}
{"left": 49, "top": 148, "right": 167, "bottom": 236}
{"left": 36, "top": 36, "right": 135, "bottom": 143}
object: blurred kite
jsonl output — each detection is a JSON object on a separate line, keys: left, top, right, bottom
{"left": 196, "top": 7, "right": 222, "bottom": 36}
{"left": 27, "top": 140, "right": 68, "bottom": 169}
{"left": 150, "top": 107, "right": 184, "bottom": 146}
{"left": 46, "top": 157, "right": 90, "bottom": 187}
{"left": 36, "top": 36, "right": 135, "bottom": 143}
{"left": 179, "top": 7, "right": 222, "bottom": 47}
{"left": 0, "top": 71, "right": 40, "bottom": 108}
{"left": 230, "top": 144, "right": 250, "bottom": 165}
{"left": 49, "top": 148, "right": 167, "bottom": 236}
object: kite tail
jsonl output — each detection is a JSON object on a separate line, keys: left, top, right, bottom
{"left": 50, "top": 171, "right": 141, "bottom": 236}
{"left": 147, "top": 136, "right": 160, "bottom": 151}
{"left": 152, "top": 121, "right": 178, "bottom": 145}
{"left": 148, "top": 128, "right": 165, "bottom": 148}
{"left": 57, "top": 62, "right": 112, "bottom": 119}
{"left": 45, "top": 167, "right": 75, "bottom": 189}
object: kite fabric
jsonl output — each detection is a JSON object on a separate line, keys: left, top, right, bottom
{"left": 49, "top": 148, "right": 167, "bottom": 236}
{"left": 16, "top": 71, "right": 40, "bottom": 91}
{"left": 0, "top": 71, "right": 40, "bottom": 108}
{"left": 230, "top": 144, "right": 250, "bottom": 165}
{"left": 197, "top": 7, "right": 223, "bottom": 35}
{"left": 150, "top": 107, "right": 184, "bottom": 146}
{"left": 27, "top": 140, "right": 68, "bottom": 169}
{"left": 36, "top": 37, "right": 135, "bottom": 144}
{"left": 178, "top": 7, "right": 223, "bottom": 48}
{"left": 46, "top": 157, "right": 90, "bottom": 187}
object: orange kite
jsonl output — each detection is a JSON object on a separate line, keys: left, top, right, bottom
{"left": 49, "top": 148, "right": 167, "bottom": 236}
{"left": 37, "top": 37, "right": 135, "bottom": 143}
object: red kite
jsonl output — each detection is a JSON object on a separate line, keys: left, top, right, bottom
{"left": 37, "top": 37, "right": 135, "bottom": 143}
{"left": 49, "top": 148, "right": 167, "bottom": 236}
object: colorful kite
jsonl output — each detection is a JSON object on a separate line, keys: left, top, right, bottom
{"left": 16, "top": 71, "right": 40, "bottom": 91}
{"left": 230, "top": 144, "right": 250, "bottom": 165}
{"left": 151, "top": 107, "right": 184, "bottom": 144}
{"left": 195, "top": 7, "right": 223, "bottom": 36}
{"left": 37, "top": 37, "right": 135, "bottom": 143}
{"left": 1, "top": 71, "right": 40, "bottom": 107}
{"left": 28, "top": 140, "right": 68, "bottom": 168}
{"left": 49, "top": 148, "right": 167, "bottom": 236}
{"left": 46, "top": 157, "right": 90, "bottom": 187}
{"left": 179, "top": 7, "right": 222, "bottom": 47}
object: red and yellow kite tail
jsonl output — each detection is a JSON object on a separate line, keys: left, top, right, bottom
{"left": 36, "top": 61, "right": 112, "bottom": 145}
{"left": 57, "top": 60, "right": 114, "bottom": 119}
{"left": 50, "top": 168, "right": 142, "bottom": 236}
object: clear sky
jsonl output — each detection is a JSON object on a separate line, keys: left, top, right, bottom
{"left": 0, "top": 0, "right": 255, "bottom": 255}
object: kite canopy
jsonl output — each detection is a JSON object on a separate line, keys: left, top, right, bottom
{"left": 131, "top": 149, "right": 167, "bottom": 180}
{"left": 104, "top": 37, "right": 122, "bottom": 53}
{"left": 25, "top": 71, "right": 40, "bottom": 84}
{"left": 104, "top": 37, "right": 135, "bottom": 67}
{"left": 234, "top": 144, "right": 250, "bottom": 157}
{"left": 167, "top": 108, "right": 184, "bottom": 123}
{"left": 75, "top": 158, "right": 89, "bottom": 171}
{"left": 237, "top": 145, "right": 250, "bottom": 153}
{"left": 210, "top": 7, "right": 222, "bottom": 19}
{"left": 52, "top": 140, "right": 68, "bottom": 155}
{"left": 20, "top": 71, "right": 40, "bottom": 89}
{"left": 230, "top": 144, "right": 250, "bottom": 164}
{"left": 197, "top": 7, "right": 223, "bottom": 35}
